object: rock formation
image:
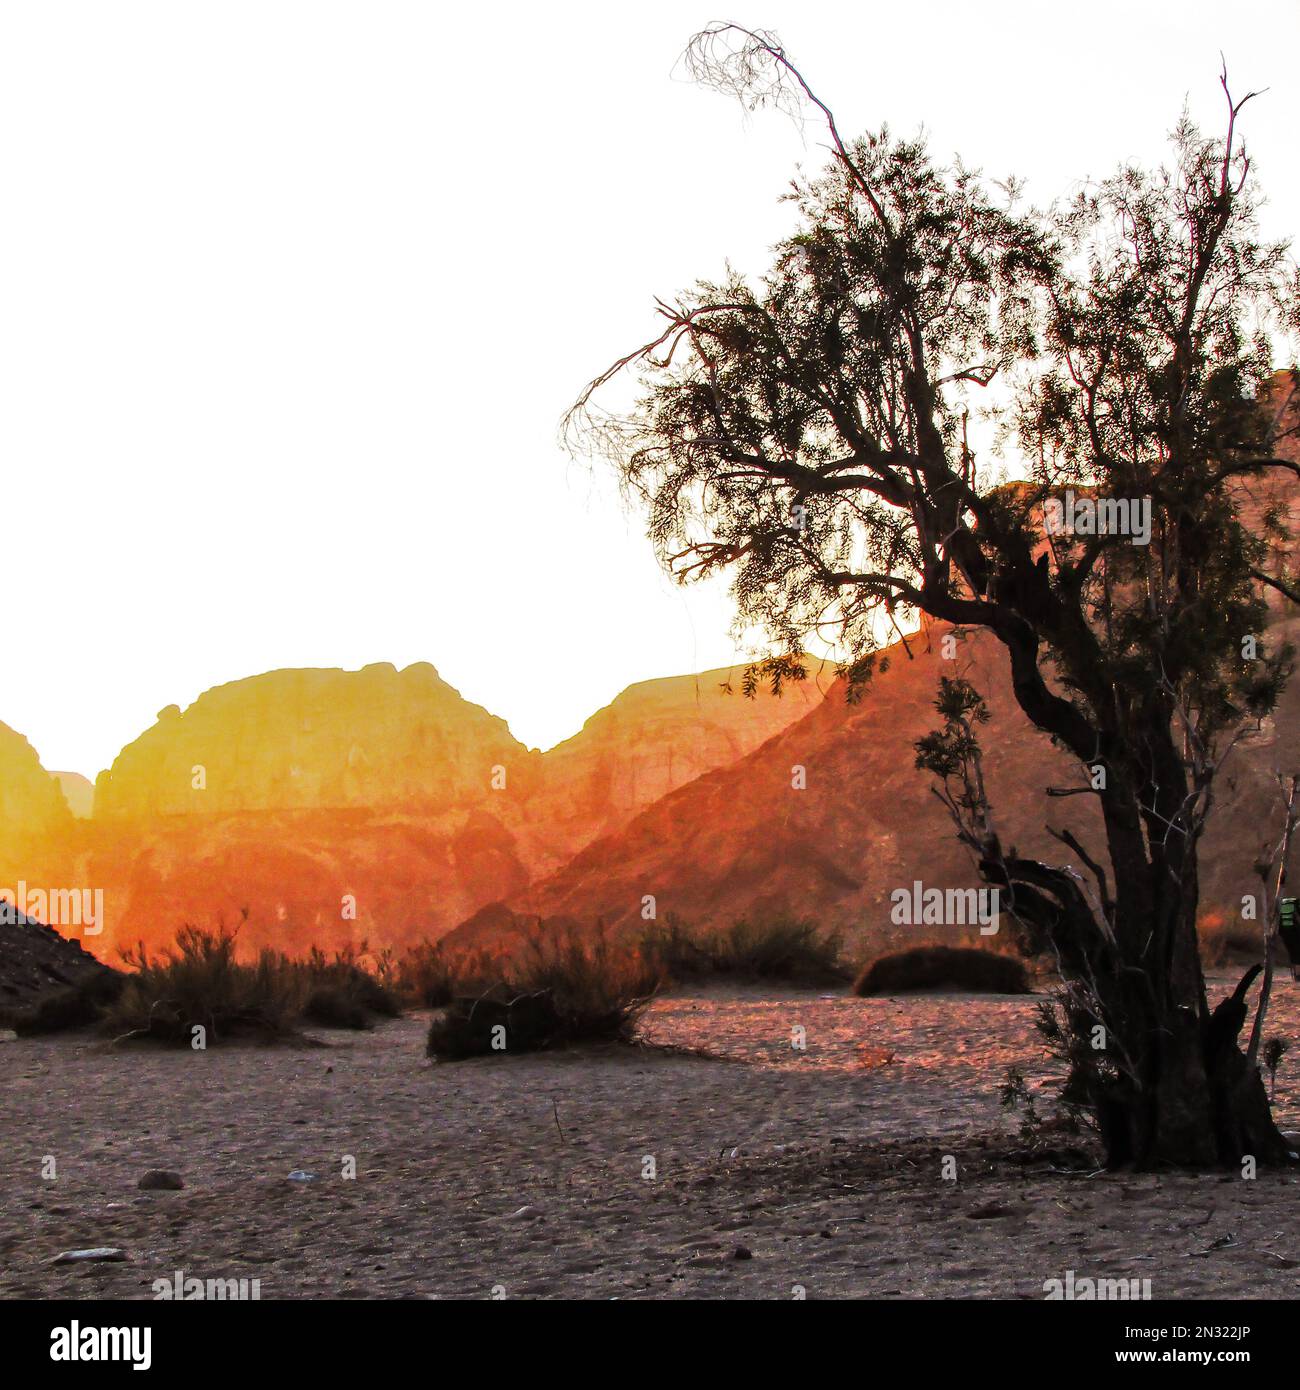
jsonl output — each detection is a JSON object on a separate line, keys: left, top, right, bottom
{"left": 0, "top": 722, "right": 72, "bottom": 843}
{"left": 12, "top": 658, "right": 822, "bottom": 958}
{"left": 50, "top": 773, "right": 94, "bottom": 819}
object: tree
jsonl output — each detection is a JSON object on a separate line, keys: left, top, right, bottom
{"left": 570, "top": 24, "right": 1300, "bottom": 1167}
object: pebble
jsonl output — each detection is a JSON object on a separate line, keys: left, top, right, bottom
{"left": 287, "top": 1170, "right": 318, "bottom": 1183}
{"left": 138, "top": 1169, "right": 184, "bottom": 1191}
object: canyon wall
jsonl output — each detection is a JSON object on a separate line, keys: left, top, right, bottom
{"left": 8, "top": 658, "right": 822, "bottom": 959}
{"left": 458, "top": 617, "right": 1300, "bottom": 958}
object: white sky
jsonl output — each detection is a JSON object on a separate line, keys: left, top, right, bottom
{"left": 2, "top": 1, "right": 1297, "bottom": 776}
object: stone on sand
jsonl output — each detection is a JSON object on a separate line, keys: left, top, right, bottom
{"left": 138, "top": 1169, "right": 184, "bottom": 1191}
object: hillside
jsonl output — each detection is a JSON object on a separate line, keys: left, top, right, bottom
{"left": 457, "top": 617, "right": 1300, "bottom": 958}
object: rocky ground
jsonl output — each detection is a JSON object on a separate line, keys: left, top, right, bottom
{"left": 1, "top": 976, "right": 1298, "bottom": 1300}
{"left": 0, "top": 909, "right": 117, "bottom": 1023}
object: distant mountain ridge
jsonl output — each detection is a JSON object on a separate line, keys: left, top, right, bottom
{"left": 0, "top": 658, "right": 824, "bottom": 957}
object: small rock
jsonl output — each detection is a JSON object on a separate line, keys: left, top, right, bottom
{"left": 508, "top": 1205, "right": 543, "bottom": 1221}
{"left": 733, "top": 1245, "right": 753, "bottom": 1260}
{"left": 138, "top": 1169, "right": 184, "bottom": 1191}
{"left": 965, "top": 1202, "right": 1013, "bottom": 1220}
{"left": 286, "top": 1170, "right": 318, "bottom": 1183}
{"left": 53, "top": 1248, "right": 128, "bottom": 1265}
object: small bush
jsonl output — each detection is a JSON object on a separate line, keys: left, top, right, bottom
{"left": 639, "top": 914, "right": 846, "bottom": 985}
{"left": 853, "top": 945, "right": 1031, "bottom": 996}
{"left": 299, "top": 945, "right": 401, "bottom": 1030}
{"left": 396, "top": 940, "right": 493, "bottom": 1007}
{"left": 426, "top": 923, "right": 659, "bottom": 1060}
{"left": 105, "top": 926, "right": 309, "bottom": 1044}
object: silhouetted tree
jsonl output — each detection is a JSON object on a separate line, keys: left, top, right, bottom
{"left": 571, "top": 24, "right": 1300, "bottom": 1166}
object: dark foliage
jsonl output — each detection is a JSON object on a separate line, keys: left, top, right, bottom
{"left": 426, "top": 923, "right": 659, "bottom": 1061}
{"left": 853, "top": 945, "right": 1030, "bottom": 996}
{"left": 639, "top": 914, "right": 846, "bottom": 984}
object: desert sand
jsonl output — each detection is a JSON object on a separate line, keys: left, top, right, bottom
{"left": 1, "top": 975, "right": 1298, "bottom": 1300}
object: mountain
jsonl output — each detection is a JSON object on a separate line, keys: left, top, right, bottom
{"left": 0, "top": 722, "right": 72, "bottom": 844}
{"left": 533, "top": 661, "right": 831, "bottom": 848}
{"left": 19, "top": 658, "right": 822, "bottom": 957}
{"left": 0, "top": 723, "right": 75, "bottom": 904}
{"left": 93, "top": 662, "right": 537, "bottom": 820}
{"left": 50, "top": 773, "right": 94, "bottom": 819}
{"left": 455, "top": 615, "right": 1300, "bottom": 958}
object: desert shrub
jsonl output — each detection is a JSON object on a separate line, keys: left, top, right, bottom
{"left": 853, "top": 944, "right": 1030, "bottom": 997}
{"left": 299, "top": 945, "right": 401, "bottom": 1029}
{"left": 639, "top": 914, "right": 846, "bottom": 984}
{"left": 396, "top": 940, "right": 492, "bottom": 1007}
{"left": 301, "top": 985, "right": 370, "bottom": 1030}
{"left": 426, "top": 923, "right": 660, "bottom": 1060}
{"left": 9, "top": 971, "right": 125, "bottom": 1037}
{"left": 104, "top": 926, "right": 308, "bottom": 1044}
{"left": 17, "top": 926, "right": 402, "bottom": 1043}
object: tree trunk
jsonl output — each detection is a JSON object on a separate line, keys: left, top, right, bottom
{"left": 1076, "top": 893, "right": 1290, "bottom": 1169}
{"left": 1026, "top": 798, "right": 1291, "bottom": 1169}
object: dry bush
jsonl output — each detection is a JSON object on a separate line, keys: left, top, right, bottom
{"left": 853, "top": 944, "right": 1031, "bottom": 997}
{"left": 299, "top": 944, "right": 401, "bottom": 1030}
{"left": 396, "top": 940, "right": 499, "bottom": 1007}
{"left": 639, "top": 914, "right": 846, "bottom": 985}
{"left": 15, "top": 925, "right": 402, "bottom": 1042}
{"left": 426, "top": 923, "right": 660, "bottom": 1060}
{"left": 105, "top": 926, "right": 308, "bottom": 1043}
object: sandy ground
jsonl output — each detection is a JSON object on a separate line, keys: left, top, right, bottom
{"left": 1, "top": 975, "right": 1299, "bottom": 1300}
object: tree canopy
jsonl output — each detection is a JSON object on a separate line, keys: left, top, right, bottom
{"left": 573, "top": 24, "right": 1300, "bottom": 1167}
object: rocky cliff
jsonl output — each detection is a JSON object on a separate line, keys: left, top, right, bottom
{"left": 0, "top": 722, "right": 72, "bottom": 861}
{"left": 22, "top": 657, "right": 821, "bottom": 957}
{"left": 94, "top": 662, "right": 539, "bottom": 820}
{"left": 459, "top": 614, "right": 1300, "bottom": 958}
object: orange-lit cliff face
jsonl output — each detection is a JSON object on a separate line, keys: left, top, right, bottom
{"left": 468, "top": 615, "right": 1300, "bottom": 954}
{"left": 0, "top": 722, "right": 72, "bottom": 841}
{"left": 13, "top": 659, "right": 823, "bottom": 961}
{"left": 0, "top": 724, "right": 76, "bottom": 901}
{"left": 93, "top": 662, "right": 538, "bottom": 819}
